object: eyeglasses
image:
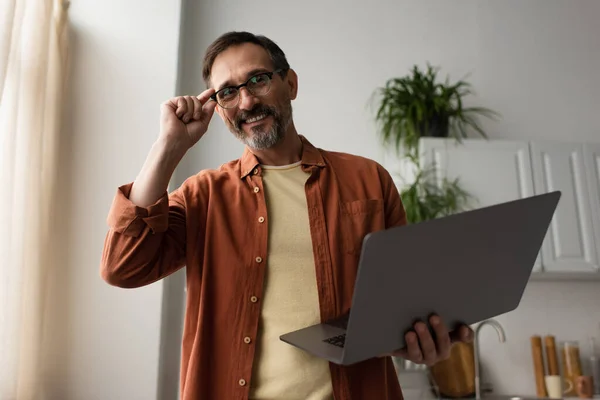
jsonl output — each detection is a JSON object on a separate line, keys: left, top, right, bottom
{"left": 210, "top": 69, "right": 284, "bottom": 109}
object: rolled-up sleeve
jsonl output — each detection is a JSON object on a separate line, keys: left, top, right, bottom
{"left": 107, "top": 183, "right": 170, "bottom": 236}
{"left": 100, "top": 182, "right": 187, "bottom": 288}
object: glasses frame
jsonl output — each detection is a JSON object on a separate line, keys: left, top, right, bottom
{"left": 210, "top": 69, "right": 284, "bottom": 109}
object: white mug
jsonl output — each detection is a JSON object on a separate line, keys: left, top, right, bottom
{"left": 545, "top": 375, "right": 573, "bottom": 399}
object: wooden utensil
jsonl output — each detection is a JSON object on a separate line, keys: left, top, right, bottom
{"left": 531, "top": 335, "right": 548, "bottom": 397}
{"left": 545, "top": 335, "right": 560, "bottom": 375}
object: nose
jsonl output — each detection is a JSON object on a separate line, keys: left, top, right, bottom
{"left": 238, "top": 87, "right": 259, "bottom": 110}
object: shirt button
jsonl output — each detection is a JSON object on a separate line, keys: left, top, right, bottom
{"left": 239, "top": 379, "right": 246, "bottom": 386}
{"left": 253, "top": 187, "right": 260, "bottom": 193}
{"left": 258, "top": 216, "right": 265, "bottom": 223}
{"left": 250, "top": 296, "right": 258, "bottom": 303}
{"left": 255, "top": 256, "right": 263, "bottom": 263}
{"left": 244, "top": 336, "right": 252, "bottom": 344}
{"left": 253, "top": 168, "right": 258, "bottom": 175}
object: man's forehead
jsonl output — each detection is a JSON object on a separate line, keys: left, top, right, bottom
{"left": 210, "top": 43, "right": 273, "bottom": 89}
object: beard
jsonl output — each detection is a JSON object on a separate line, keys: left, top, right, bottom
{"left": 230, "top": 100, "right": 292, "bottom": 150}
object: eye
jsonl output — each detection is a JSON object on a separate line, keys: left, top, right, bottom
{"left": 249, "top": 74, "right": 269, "bottom": 85}
{"left": 218, "top": 87, "right": 236, "bottom": 100}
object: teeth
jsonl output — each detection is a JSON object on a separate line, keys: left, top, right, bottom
{"left": 245, "top": 114, "right": 267, "bottom": 124}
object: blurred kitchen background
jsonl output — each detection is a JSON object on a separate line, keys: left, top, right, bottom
{"left": 3, "top": 0, "right": 599, "bottom": 399}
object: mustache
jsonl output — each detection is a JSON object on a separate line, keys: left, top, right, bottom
{"left": 235, "top": 105, "right": 276, "bottom": 129}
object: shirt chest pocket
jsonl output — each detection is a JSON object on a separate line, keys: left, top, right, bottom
{"left": 339, "top": 199, "right": 385, "bottom": 256}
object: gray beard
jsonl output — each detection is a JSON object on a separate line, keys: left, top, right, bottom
{"left": 241, "top": 127, "right": 282, "bottom": 150}
{"left": 234, "top": 103, "right": 293, "bottom": 150}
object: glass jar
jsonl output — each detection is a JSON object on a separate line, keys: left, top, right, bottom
{"left": 560, "top": 340, "right": 583, "bottom": 397}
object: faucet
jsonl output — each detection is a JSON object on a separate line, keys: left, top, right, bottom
{"left": 474, "top": 319, "right": 506, "bottom": 399}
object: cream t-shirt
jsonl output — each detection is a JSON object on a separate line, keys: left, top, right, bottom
{"left": 249, "top": 161, "right": 334, "bottom": 400}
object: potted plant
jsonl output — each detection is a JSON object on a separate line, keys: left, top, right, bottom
{"left": 398, "top": 154, "right": 473, "bottom": 224}
{"left": 371, "top": 64, "right": 499, "bottom": 224}
{"left": 373, "top": 63, "right": 499, "bottom": 158}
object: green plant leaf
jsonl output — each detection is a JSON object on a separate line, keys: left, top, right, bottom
{"left": 372, "top": 63, "right": 499, "bottom": 157}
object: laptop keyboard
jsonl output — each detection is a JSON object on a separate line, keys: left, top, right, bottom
{"left": 322, "top": 313, "right": 350, "bottom": 348}
{"left": 323, "top": 334, "right": 346, "bottom": 348}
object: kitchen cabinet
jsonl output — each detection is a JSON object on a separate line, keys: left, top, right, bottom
{"left": 418, "top": 138, "right": 541, "bottom": 271}
{"left": 409, "top": 137, "right": 600, "bottom": 279}
{"left": 530, "top": 141, "right": 598, "bottom": 273}
{"left": 584, "top": 144, "right": 600, "bottom": 268}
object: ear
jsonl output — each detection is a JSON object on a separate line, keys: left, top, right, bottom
{"left": 285, "top": 68, "right": 299, "bottom": 100}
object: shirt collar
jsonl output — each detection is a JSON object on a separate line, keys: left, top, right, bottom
{"left": 239, "top": 135, "right": 325, "bottom": 179}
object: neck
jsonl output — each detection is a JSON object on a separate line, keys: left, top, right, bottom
{"left": 249, "top": 124, "right": 303, "bottom": 166}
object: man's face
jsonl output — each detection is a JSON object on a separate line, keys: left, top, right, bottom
{"left": 210, "top": 43, "right": 296, "bottom": 150}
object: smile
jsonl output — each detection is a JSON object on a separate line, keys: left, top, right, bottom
{"left": 244, "top": 114, "right": 268, "bottom": 124}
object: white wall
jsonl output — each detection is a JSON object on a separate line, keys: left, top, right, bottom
{"left": 174, "top": 0, "right": 600, "bottom": 397}
{"left": 43, "top": 0, "right": 182, "bottom": 399}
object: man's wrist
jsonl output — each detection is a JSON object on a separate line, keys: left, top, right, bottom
{"left": 154, "top": 136, "right": 190, "bottom": 162}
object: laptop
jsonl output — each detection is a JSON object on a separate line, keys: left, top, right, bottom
{"left": 279, "top": 191, "right": 561, "bottom": 366}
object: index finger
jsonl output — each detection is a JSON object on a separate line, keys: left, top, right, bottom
{"left": 196, "top": 88, "right": 216, "bottom": 104}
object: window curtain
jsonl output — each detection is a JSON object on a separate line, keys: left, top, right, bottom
{"left": 0, "top": 0, "right": 70, "bottom": 398}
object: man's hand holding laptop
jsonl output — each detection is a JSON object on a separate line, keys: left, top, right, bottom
{"left": 383, "top": 314, "right": 474, "bottom": 366}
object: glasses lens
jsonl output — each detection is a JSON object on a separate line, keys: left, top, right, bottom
{"left": 215, "top": 72, "right": 274, "bottom": 108}
{"left": 247, "top": 73, "right": 271, "bottom": 96}
{"left": 216, "top": 88, "right": 238, "bottom": 108}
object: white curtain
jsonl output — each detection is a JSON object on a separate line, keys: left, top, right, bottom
{"left": 0, "top": 0, "right": 70, "bottom": 398}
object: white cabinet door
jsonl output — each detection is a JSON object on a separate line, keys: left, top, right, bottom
{"left": 583, "top": 144, "right": 600, "bottom": 266}
{"left": 530, "top": 141, "right": 598, "bottom": 273}
{"left": 419, "top": 138, "right": 541, "bottom": 271}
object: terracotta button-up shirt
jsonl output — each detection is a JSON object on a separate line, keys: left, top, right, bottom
{"left": 100, "top": 135, "right": 407, "bottom": 400}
